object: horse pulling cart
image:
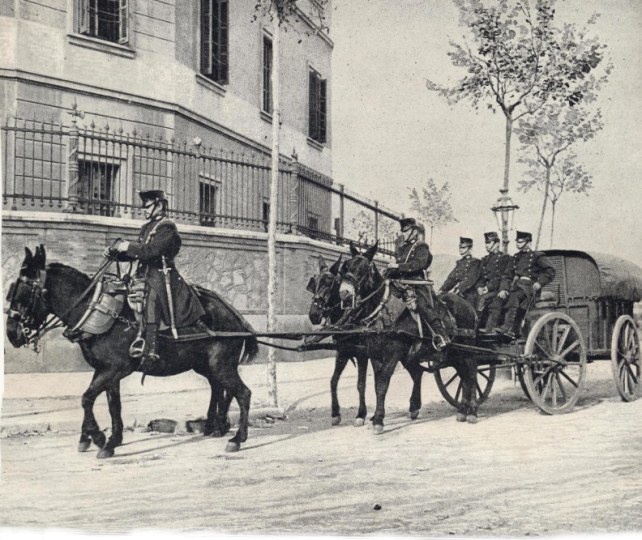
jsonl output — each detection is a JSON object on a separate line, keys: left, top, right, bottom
{"left": 433, "top": 250, "right": 642, "bottom": 415}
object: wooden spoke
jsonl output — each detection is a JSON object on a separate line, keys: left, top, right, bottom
{"left": 558, "top": 368, "right": 580, "bottom": 388}
{"left": 435, "top": 364, "right": 496, "bottom": 409}
{"left": 535, "top": 339, "right": 550, "bottom": 358}
{"left": 559, "top": 340, "right": 580, "bottom": 359}
{"left": 556, "top": 325, "right": 571, "bottom": 355}
{"left": 555, "top": 372, "right": 568, "bottom": 402}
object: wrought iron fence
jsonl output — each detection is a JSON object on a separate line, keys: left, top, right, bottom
{"left": 2, "top": 115, "right": 402, "bottom": 256}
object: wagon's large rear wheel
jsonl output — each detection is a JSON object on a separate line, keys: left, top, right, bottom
{"left": 523, "top": 312, "right": 587, "bottom": 414}
{"left": 610, "top": 315, "right": 641, "bottom": 402}
{"left": 434, "top": 363, "right": 496, "bottom": 409}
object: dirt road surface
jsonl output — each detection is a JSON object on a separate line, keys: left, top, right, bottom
{"left": 1, "top": 361, "right": 641, "bottom": 536}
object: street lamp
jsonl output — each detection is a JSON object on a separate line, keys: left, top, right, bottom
{"left": 491, "top": 189, "right": 519, "bottom": 254}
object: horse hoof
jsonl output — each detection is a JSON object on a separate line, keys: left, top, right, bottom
{"left": 354, "top": 418, "right": 365, "bottom": 427}
{"left": 373, "top": 424, "right": 384, "bottom": 435}
{"left": 409, "top": 409, "right": 420, "bottom": 420}
{"left": 97, "top": 447, "right": 114, "bottom": 459}
{"left": 78, "top": 440, "right": 91, "bottom": 453}
{"left": 466, "top": 415, "right": 478, "bottom": 424}
{"left": 93, "top": 431, "right": 107, "bottom": 448}
{"left": 225, "top": 441, "right": 241, "bottom": 452}
{"left": 456, "top": 412, "right": 467, "bottom": 422}
{"left": 331, "top": 415, "right": 342, "bottom": 426}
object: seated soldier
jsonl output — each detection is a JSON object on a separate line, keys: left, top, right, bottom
{"left": 387, "top": 217, "right": 449, "bottom": 355}
{"left": 105, "top": 190, "right": 209, "bottom": 369}
{"left": 476, "top": 231, "right": 512, "bottom": 333}
{"left": 491, "top": 231, "right": 556, "bottom": 339}
{"left": 439, "top": 237, "right": 481, "bottom": 306}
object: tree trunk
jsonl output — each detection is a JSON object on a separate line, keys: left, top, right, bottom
{"left": 535, "top": 166, "right": 551, "bottom": 250}
{"left": 500, "top": 114, "right": 513, "bottom": 254}
{"left": 266, "top": 12, "right": 281, "bottom": 408}
{"left": 550, "top": 200, "right": 557, "bottom": 248}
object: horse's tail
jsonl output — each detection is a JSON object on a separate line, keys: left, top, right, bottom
{"left": 240, "top": 336, "right": 259, "bottom": 364}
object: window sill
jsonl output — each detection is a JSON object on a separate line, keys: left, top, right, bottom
{"left": 67, "top": 33, "right": 135, "bottom": 59}
{"left": 260, "top": 110, "right": 273, "bottom": 124}
{"left": 307, "top": 137, "right": 325, "bottom": 151}
{"left": 196, "top": 74, "right": 227, "bottom": 97}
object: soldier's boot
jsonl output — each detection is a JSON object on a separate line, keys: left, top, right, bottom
{"left": 483, "top": 309, "right": 501, "bottom": 334}
{"left": 496, "top": 308, "right": 517, "bottom": 339}
{"left": 139, "top": 323, "right": 160, "bottom": 372}
{"left": 407, "top": 310, "right": 424, "bottom": 362}
{"left": 430, "top": 318, "right": 450, "bottom": 351}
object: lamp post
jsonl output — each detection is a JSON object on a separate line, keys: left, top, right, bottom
{"left": 491, "top": 189, "right": 519, "bottom": 254}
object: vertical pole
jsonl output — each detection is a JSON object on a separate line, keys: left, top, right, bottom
{"left": 500, "top": 189, "right": 509, "bottom": 254}
{"left": 64, "top": 100, "right": 84, "bottom": 213}
{"left": 266, "top": 8, "right": 280, "bottom": 408}
{"left": 374, "top": 200, "right": 379, "bottom": 243}
{"left": 338, "top": 183, "right": 345, "bottom": 241}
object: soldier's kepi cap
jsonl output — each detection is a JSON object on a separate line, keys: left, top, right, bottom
{"left": 459, "top": 237, "right": 473, "bottom": 247}
{"left": 399, "top": 217, "right": 417, "bottom": 232}
{"left": 138, "top": 190, "right": 167, "bottom": 205}
{"left": 516, "top": 231, "right": 533, "bottom": 242}
{"left": 484, "top": 231, "right": 500, "bottom": 242}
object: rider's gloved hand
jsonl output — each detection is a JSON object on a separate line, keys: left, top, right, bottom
{"left": 533, "top": 282, "right": 541, "bottom": 292}
{"left": 498, "top": 290, "right": 509, "bottom": 299}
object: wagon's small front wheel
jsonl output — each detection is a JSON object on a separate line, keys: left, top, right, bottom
{"left": 523, "top": 312, "right": 587, "bottom": 414}
{"left": 610, "top": 315, "right": 641, "bottom": 402}
{"left": 434, "top": 363, "right": 496, "bottom": 409}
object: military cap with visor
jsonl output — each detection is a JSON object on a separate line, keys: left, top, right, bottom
{"left": 399, "top": 217, "right": 418, "bottom": 232}
{"left": 459, "top": 237, "right": 473, "bottom": 247}
{"left": 138, "top": 190, "right": 167, "bottom": 206}
{"left": 484, "top": 231, "right": 500, "bottom": 243}
{"left": 516, "top": 231, "right": 533, "bottom": 242}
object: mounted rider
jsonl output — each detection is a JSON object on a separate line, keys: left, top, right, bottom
{"left": 476, "top": 231, "right": 512, "bottom": 332}
{"left": 439, "top": 237, "right": 481, "bottom": 306}
{"left": 386, "top": 217, "right": 450, "bottom": 354}
{"left": 105, "top": 190, "right": 207, "bottom": 368}
{"left": 490, "top": 231, "right": 556, "bottom": 339}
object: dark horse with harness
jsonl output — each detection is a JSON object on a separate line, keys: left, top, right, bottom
{"left": 5, "top": 245, "right": 257, "bottom": 457}
{"left": 335, "top": 242, "right": 480, "bottom": 433}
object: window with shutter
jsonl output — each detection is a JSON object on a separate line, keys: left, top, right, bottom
{"left": 77, "top": 0, "right": 125, "bottom": 45}
{"left": 201, "top": 0, "right": 229, "bottom": 85}
{"left": 263, "top": 36, "right": 273, "bottom": 114}
{"left": 118, "top": 0, "right": 129, "bottom": 44}
{"left": 308, "top": 70, "right": 327, "bottom": 144}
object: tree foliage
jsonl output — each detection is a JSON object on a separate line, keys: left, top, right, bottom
{"left": 253, "top": 0, "right": 329, "bottom": 34}
{"left": 347, "top": 210, "right": 396, "bottom": 246}
{"left": 408, "top": 179, "right": 458, "bottom": 242}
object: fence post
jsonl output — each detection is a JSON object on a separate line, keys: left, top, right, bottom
{"left": 374, "top": 200, "right": 379, "bottom": 243}
{"left": 289, "top": 153, "right": 299, "bottom": 234}
{"left": 64, "top": 101, "right": 84, "bottom": 213}
{"left": 338, "top": 183, "right": 345, "bottom": 242}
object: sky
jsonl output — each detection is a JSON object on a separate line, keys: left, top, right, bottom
{"left": 330, "top": 0, "right": 642, "bottom": 266}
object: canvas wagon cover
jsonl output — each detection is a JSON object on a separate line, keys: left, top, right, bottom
{"left": 546, "top": 250, "right": 642, "bottom": 302}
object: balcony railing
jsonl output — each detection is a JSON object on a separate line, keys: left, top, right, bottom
{"left": 2, "top": 115, "right": 402, "bottom": 256}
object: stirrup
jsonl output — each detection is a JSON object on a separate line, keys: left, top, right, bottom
{"left": 432, "top": 335, "right": 449, "bottom": 351}
{"left": 129, "top": 336, "right": 146, "bottom": 358}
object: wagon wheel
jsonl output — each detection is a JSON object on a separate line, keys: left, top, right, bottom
{"left": 523, "top": 312, "right": 587, "bottom": 414}
{"left": 434, "top": 363, "right": 496, "bottom": 409}
{"left": 610, "top": 315, "right": 641, "bottom": 402}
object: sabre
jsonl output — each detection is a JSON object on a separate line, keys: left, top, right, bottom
{"left": 160, "top": 255, "right": 178, "bottom": 339}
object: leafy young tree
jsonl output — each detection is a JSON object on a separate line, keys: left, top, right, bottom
{"left": 347, "top": 210, "right": 396, "bottom": 246}
{"left": 408, "top": 178, "right": 458, "bottom": 244}
{"left": 519, "top": 153, "right": 592, "bottom": 247}
{"left": 517, "top": 102, "right": 603, "bottom": 247}
{"left": 427, "top": 0, "right": 609, "bottom": 247}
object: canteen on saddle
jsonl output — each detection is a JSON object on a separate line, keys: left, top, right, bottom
{"left": 66, "top": 275, "right": 128, "bottom": 340}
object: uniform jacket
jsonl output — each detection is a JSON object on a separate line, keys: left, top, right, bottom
{"left": 500, "top": 249, "right": 556, "bottom": 293}
{"left": 389, "top": 240, "right": 433, "bottom": 281}
{"left": 477, "top": 251, "right": 512, "bottom": 292}
{"left": 119, "top": 216, "right": 205, "bottom": 328}
{"left": 441, "top": 255, "right": 481, "bottom": 297}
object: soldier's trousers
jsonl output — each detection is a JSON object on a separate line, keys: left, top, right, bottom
{"left": 499, "top": 288, "right": 529, "bottom": 333}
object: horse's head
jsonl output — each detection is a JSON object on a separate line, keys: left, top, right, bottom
{"left": 307, "top": 255, "right": 343, "bottom": 325}
{"left": 6, "top": 245, "right": 51, "bottom": 349}
{"left": 338, "top": 242, "right": 379, "bottom": 308}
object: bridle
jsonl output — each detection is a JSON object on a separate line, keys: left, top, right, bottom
{"left": 341, "top": 255, "right": 377, "bottom": 309}
{"left": 311, "top": 269, "right": 342, "bottom": 320}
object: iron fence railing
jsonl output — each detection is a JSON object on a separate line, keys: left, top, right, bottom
{"left": 2, "top": 115, "right": 402, "bottom": 256}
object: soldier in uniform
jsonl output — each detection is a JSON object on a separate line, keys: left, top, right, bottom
{"left": 105, "top": 190, "right": 207, "bottom": 367}
{"left": 492, "top": 230, "right": 556, "bottom": 339}
{"left": 439, "top": 237, "right": 481, "bottom": 306}
{"left": 476, "top": 231, "right": 512, "bottom": 333}
{"left": 387, "top": 217, "right": 449, "bottom": 353}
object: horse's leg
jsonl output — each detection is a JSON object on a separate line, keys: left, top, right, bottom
{"left": 371, "top": 352, "right": 397, "bottom": 435}
{"left": 464, "top": 357, "right": 479, "bottom": 423}
{"left": 78, "top": 369, "right": 114, "bottom": 452}
{"left": 404, "top": 359, "right": 424, "bottom": 420}
{"left": 203, "top": 377, "right": 223, "bottom": 436}
{"left": 330, "top": 351, "right": 350, "bottom": 426}
{"left": 217, "top": 389, "right": 233, "bottom": 436}
{"left": 354, "top": 355, "right": 369, "bottom": 426}
{"left": 97, "top": 379, "right": 126, "bottom": 459}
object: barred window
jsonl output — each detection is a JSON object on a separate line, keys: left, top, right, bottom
{"left": 308, "top": 69, "right": 327, "bottom": 144}
{"left": 201, "top": 0, "right": 229, "bottom": 85}
{"left": 76, "top": 0, "right": 129, "bottom": 45}
{"left": 262, "top": 36, "right": 273, "bottom": 114}
{"left": 78, "top": 160, "right": 118, "bottom": 217}
{"left": 199, "top": 178, "right": 220, "bottom": 227}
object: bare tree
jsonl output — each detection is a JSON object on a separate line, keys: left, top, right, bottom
{"left": 408, "top": 178, "right": 457, "bottom": 244}
{"left": 347, "top": 210, "right": 397, "bottom": 246}
{"left": 427, "top": 0, "right": 609, "bottom": 248}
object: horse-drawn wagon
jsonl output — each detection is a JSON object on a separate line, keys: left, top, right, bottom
{"left": 436, "top": 250, "right": 642, "bottom": 414}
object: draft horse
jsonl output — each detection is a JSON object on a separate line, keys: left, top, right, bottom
{"left": 337, "top": 242, "right": 479, "bottom": 433}
{"left": 307, "top": 254, "right": 371, "bottom": 426}
{"left": 5, "top": 246, "right": 258, "bottom": 457}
